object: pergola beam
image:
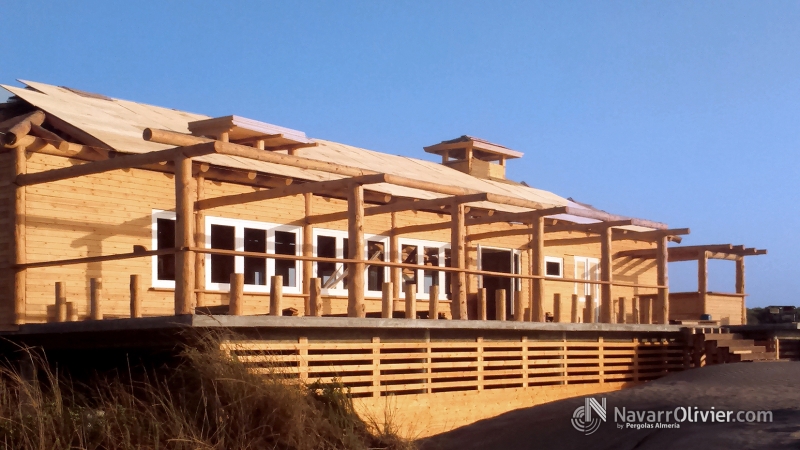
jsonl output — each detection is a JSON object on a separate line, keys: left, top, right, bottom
{"left": 195, "top": 173, "right": 389, "bottom": 210}
{"left": 306, "top": 193, "right": 489, "bottom": 225}
{"left": 14, "top": 143, "right": 216, "bottom": 186}
{"left": 544, "top": 219, "right": 634, "bottom": 234}
{"left": 466, "top": 206, "right": 569, "bottom": 227}
{"left": 617, "top": 244, "right": 766, "bottom": 261}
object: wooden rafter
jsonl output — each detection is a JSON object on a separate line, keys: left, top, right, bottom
{"left": 13, "top": 143, "right": 216, "bottom": 186}
{"left": 616, "top": 244, "right": 767, "bottom": 261}
{"left": 195, "top": 173, "right": 389, "bottom": 211}
{"left": 306, "top": 193, "right": 489, "bottom": 225}
{"left": 466, "top": 206, "right": 569, "bottom": 227}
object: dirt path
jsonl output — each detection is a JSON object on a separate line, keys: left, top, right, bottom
{"left": 419, "top": 362, "right": 800, "bottom": 450}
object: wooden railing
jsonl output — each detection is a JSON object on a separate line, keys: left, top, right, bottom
{"left": 222, "top": 336, "right": 687, "bottom": 398}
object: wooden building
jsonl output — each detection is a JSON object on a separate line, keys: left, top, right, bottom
{"left": 0, "top": 80, "right": 765, "bottom": 329}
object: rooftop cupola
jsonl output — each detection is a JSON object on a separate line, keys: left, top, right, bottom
{"left": 423, "top": 135, "right": 522, "bottom": 180}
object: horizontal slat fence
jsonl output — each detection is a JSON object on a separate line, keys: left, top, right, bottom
{"left": 222, "top": 336, "right": 686, "bottom": 398}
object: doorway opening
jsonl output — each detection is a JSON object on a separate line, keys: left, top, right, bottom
{"left": 480, "top": 247, "right": 519, "bottom": 320}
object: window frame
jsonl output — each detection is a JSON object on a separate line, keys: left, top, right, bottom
{"left": 151, "top": 210, "right": 176, "bottom": 289}
{"left": 396, "top": 237, "right": 450, "bottom": 300}
{"left": 312, "top": 228, "right": 389, "bottom": 298}
{"left": 204, "top": 216, "right": 302, "bottom": 294}
{"left": 544, "top": 256, "right": 564, "bottom": 278}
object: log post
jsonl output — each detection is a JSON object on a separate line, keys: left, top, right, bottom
{"left": 428, "top": 285, "right": 439, "bottom": 320}
{"left": 90, "top": 278, "right": 102, "bottom": 320}
{"left": 571, "top": 294, "right": 579, "bottom": 323}
{"left": 657, "top": 236, "right": 669, "bottom": 324}
{"left": 13, "top": 146, "right": 26, "bottom": 325}
{"left": 229, "top": 273, "right": 243, "bottom": 316}
{"left": 195, "top": 175, "right": 206, "bottom": 307}
{"left": 736, "top": 256, "right": 745, "bottom": 324}
{"left": 698, "top": 250, "right": 708, "bottom": 321}
{"left": 405, "top": 283, "right": 416, "bottom": 319}
{"left": 513, "top": 290, "right": 524, "bottom": 322}
{"left": 584, "top": 294, "right": 594, "bottom": 323}
{"left": 390, "top": 212, "right": 400, "bottom": 311}
{"left": 302, "top": 192, "right": 313, "bottom": 316}
{"left": 530, "top": 216, "right": 544, "bottom": 321}
{"left": 130, "top": 274, "right": 142, "bottom": 318}
{"left": 382, "top": 281, "right": 393, "bottom": 318}
{"left": 347, "top": 183, "right": 365, "bottom": 317}
{"left": 55, "top": 282, "right": 66, "bottom": 323}
{"left": 619, "top": 296, "right": 627, "bottom": 325}
{"left": 475, "top": 288, "right": 487, "bottom": 320}
{"left": 632, "top": 296, "right": 640, "bottom": 324}
{"left": 451, "top": 202, "right": 467, "bottom": 319}
{"left": 644, "top": 298, "right": 653, "bottom": 325}
{"left": 174, "top": 154, "right": 195, "bottom": 315}
{"left": 310, "top": 278, "right": 322, "bottom": 316}
{"left": 270, "top": 275, "right": 283, "bottom": 316}
{"left": 553, "top": 293, "right": 562, "bottom": 323}
{"left": 600, "top": 227, "right": 612, "bottom": 323}
{"left": 67, "top": 302, "right": 77, "bottom": 322}
{"left": 495, "top": 289, "right": 506, "bottom": 321}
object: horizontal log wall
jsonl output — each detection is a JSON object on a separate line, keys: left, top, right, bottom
{"left": 9, "top": 151, "right": 661, "bottom": 324}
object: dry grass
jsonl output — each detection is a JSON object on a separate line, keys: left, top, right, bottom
{"left": 0, "top": 333, "right": 413, "bottom": 450}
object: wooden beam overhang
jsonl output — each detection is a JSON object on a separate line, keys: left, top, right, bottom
{"left": 195, "top": 173, "right": 389, "bottom": 210}
{"left": 306, "top": 193, "right": 489, "bottom": 225}
{"left": 465, "top": 206, "right": 569, "bottom": 227}
{"left": 616, "top": 244, "right": 767, "bottom": 261}
{"left": 13, "top": 143, "right": 217, "bottom": 187}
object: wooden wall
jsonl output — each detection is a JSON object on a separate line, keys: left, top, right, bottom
{"left": 0, "top": 152, "right": 15, "bottom": 327}
{"left": 5, "top": 151, "right": 661, "bottom": 325}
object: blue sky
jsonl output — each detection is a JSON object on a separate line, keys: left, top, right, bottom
{"left": 2, "top": 1, "right": 798, "bottom": 307}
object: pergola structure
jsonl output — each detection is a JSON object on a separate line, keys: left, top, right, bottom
{"left": 0, "top": 104, "right": 763, "bottom": 327}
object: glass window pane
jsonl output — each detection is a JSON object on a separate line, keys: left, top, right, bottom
{"left": 317, "top": 235, "right": 337, "bottom": 285}
{"left": 244, "top": 228, "right": 267, "bottom": 285}
{"left": 274, "top": 231, "right": 297, "bottom": 287}
{"left": 423, "top": 247, "right": 439, "bottom": 294}
{"left": 367, "top": 241, "right": 385, "bottom": 292}
{"left": 210, "top": 224, "right": 235, "bottom": 284}
{"left": 401, "top": 245, "right": 418, "bottom": 291}
{"left": 156, "top": 218, "right": 175, "bottom": 281}
{"left": 546, "top": 260, "right": 562, "bottom": 277}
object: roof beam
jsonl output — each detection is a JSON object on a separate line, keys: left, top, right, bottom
{"left": 14, "top": 143, "right": 216, "bottom": 187}
{"left": 466, "top": 206, "right": 569, "bottom": 227}
{"left": 392, "top": 221, "right": 451, "bottom": 236}
{"left": 195, "top": 173, "right": 389, "bottom": 211}
{"left": 544, "top": 219, "right": 634, "bottom": 234}
{"left": 306, "top": 193, "right": 489, "bottom": 225}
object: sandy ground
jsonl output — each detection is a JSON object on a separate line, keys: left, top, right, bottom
{"left": 419, "top": 362, "right": 800, "bottom": 450}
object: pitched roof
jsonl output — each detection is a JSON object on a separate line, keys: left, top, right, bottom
{"left": 1, "top": 80, "right": 660, "bottom": 230}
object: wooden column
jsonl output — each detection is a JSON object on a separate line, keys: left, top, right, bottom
{"left": 194, "top": 175, "right": 206, "bottom": 307}
{"left": 405, "top": 284, "right": 416, "bottom": 319}
{"left": 130, "top": 275, "right": 142, "bottom": 318}
{"left": 270, "top": 275, "right": 283, "bottom": 316}
{"left": 553, "top": 293, "right": 562, "bottom": 323}
{"left": 600, "top": 227, "right": 612, "bottom": 323}
{"left": 390, "top": 212, "right": 400, "bottom": 311}
{"left": 55, "top": 282, "right": 67, "bottom": 323}
{"left": 302, "top": 193, "right": 313, "bottom": 316}
{"left": 632, "top": 296, "right": 640, "bottom": 324}
{"left": 477, "top": 288, "right": 487, "bottom": 320}
{"left": 698, "top": 250, "right": 708, "bottom": 319}
{"left": 13, "top": 146, "right": 26, "bottom": 325}
{"left": 229, "top": 273, "right": 243, "bottom": 315}
{"left": 571, "top": 294, "right": 579, "bottom": 323}
{"left": 450, "top": 202, "right": 467, "bottom": 319}
{"left": 347, "top": 184, "right": 365, "bottom": 317}
{"left": 429, "top": 285, "right": 439, "bottom": 320}
{"left": 495, "top": 289, "right": 506, "bottom": 321}
{"left": 174, "top": 155, "right": 195, "bottom": 315}
{"left": 310, "top": 278, "right": 322, "bottom": 316}
{"left": 382, "top": 282, "right": 393, "bottom": 319}
{"left": 736, "top": 256, "right": 746, "bottom": 324}
{"left": 656, "top": 236, "right": 669, "bottom": 324}
{"left": 619, "top": 296, "right": 627, "bottom": 325}
{"left": 513, "top": 290, "right": 524, "bottom": 322}
{"left": 584, "top": 294, "right": 594, "bottom": 323}
{"left": 530, "top": 216, "right": 544, "bottom": 322}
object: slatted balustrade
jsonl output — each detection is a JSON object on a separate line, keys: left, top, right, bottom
{"left": 222, "top": 336, "right": 687, "bottom": 398}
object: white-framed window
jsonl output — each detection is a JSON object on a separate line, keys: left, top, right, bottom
{"left": 397, "top": 238, "right": 450, "bottom": 300}
{"left": 545, "top": 256, "right": 564, "bottom": 278}
{"left": 205, "top": 216, "right": 302, "bottom": 294}
{"left": 313, "top": 228, "right": 389, "bottom": 298}
{"left": 151, "top": 210, "right": 176, "bottom": 289}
